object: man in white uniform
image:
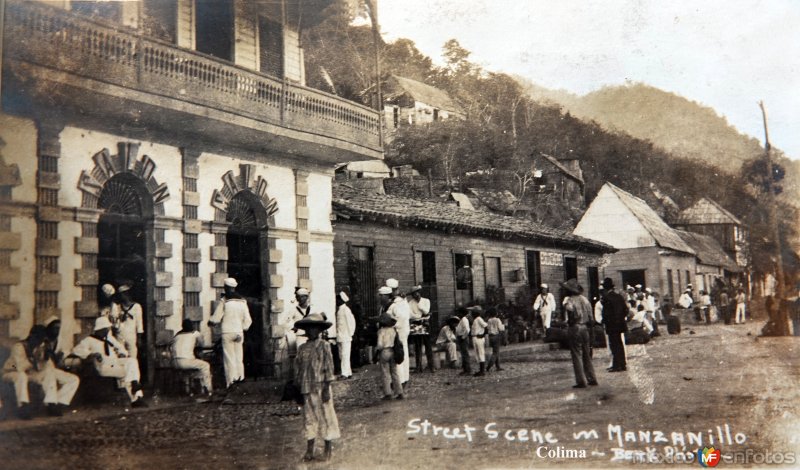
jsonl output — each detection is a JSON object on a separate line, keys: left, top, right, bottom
{"left": 286, "top": 288, "right": 313, "bottom": 351}
{"left": 172, "top": 318, "right": 212, "bottom": 396}
{"left": 70, "top": 316, "right": 146, "bottom": 406}
{"left": 533, "top": 284, "right": 556, "bottom": 330}
{"left": 335, "top": 291, "right": 356, "bottom": 379}
{"left": 208, "top": 277, "right": 252, "bottom": 388}
{"left": 112, "top": 284, "right": 144, "bottom": 362}
{"left": 385, "top": 278, "right": 411, "bottom": 385}
{"left": 408, "top": 285, "right": 434, "bottom": 373}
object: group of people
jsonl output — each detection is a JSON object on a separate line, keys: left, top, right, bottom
{"left": 678, "top": 284, "right": 748, "bottom": 325}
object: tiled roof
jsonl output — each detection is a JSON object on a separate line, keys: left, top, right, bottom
{"left": 385, "top": 75, "right": 463, "bottom": 114}
{"left": 676, "top": 198, "right": 742, "bottom": 225}
{"left": 675, "top": 230, "right": 742, "bottom": 272}
{"left": 467, "top": 188, "right": 533, "bottom": 213}
{"left": 606, "top": 183, "right": 695, "bottom": 254}
{"left": 333, "top": 184, "right": 615, "bottom": 253}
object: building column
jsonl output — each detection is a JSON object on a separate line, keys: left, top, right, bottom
{"left": 34, "top": 120, "right": 64, "bottom": 326}
{"left": 0, "top": 137, "right": 23, "bottom": 338}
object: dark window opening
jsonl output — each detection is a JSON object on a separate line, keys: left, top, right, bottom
{"left": 686, "top": 270, "right": 691, "bottom": 290}
{"left": 259, "top": 16, "right": 284, "bottom": 77}
{"left": 587, "top": 267, "right": 600, "bottom": 304}
{"left": 526, "top": 250, "right": 541, "bottom": 290}
{"left": 621, "top": 269, "right": 646, "bottom": 290}
{"left": 415, "top": 251, "right": 439, "bottom": 327}
{"left": 667, "top": 269, "right": 674, "bottom": 301}
{"left": 196, "top": 0, "right": 234, "bottom": 61}
{"left": 564, "top": 256, "right": 578, "bottom": 280}
{"left": 393, "top": 107, "right": 399, "bottom": 128}
{"left": 433, "top": 109, "right": 439, "bottom": 121}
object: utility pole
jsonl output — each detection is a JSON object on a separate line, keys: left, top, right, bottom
{"left": 758, "top": 101, "right": 787, "bottom": 335}
{"left": 365, "top": 0, "right": 384, "bottom": 148}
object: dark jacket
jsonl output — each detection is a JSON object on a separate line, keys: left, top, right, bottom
{"left": 601, "top": 291, "right": 628, "bottom": 334}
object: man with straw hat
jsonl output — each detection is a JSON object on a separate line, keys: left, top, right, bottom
{"left": 561, "top": 278, "right": 598, "bottom": 388}
{"left": 293, "top": 312, "right": 340, "bottom": 462}
{"left": 209, "top": 277, "right": 252, "bottom": 388}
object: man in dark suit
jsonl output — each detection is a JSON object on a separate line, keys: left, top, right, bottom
{"left": 601, "top": 278, "right": 628, "bottom": 372}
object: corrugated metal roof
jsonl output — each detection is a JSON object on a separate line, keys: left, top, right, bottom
{"left": 606, "top": 183, "right": 695, "bottom": 254}
{"left": 333, "top": 184, "right": 615, "bottom": 253}
{"left": 675, "top": 229, "right": 742, "bottom": 272}
{"left": 676, "top": 197, "right": 742, "bottom": 225}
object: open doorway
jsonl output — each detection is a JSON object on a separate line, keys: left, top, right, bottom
{"left": 225, "top": 192, "right": 269, "bottom": 378}
{"left": 97, "top": 175, "right": 152, "bottom": 380}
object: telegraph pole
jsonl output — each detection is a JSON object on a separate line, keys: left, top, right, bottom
{"left": 758, "top": 101, "right": 787, "bottom": 335}
{"left": 365, "top": 0, "right": 384, "bottom": 148}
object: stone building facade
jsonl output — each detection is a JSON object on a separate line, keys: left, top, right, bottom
{"left": 0, "top": 0, "right": 382, "bottom": 380}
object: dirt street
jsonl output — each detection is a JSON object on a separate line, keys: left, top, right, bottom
{"left": 1, "top": 321, "right": 799, "bottom": 469}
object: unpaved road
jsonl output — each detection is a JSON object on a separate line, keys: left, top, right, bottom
{"left": 1, "top": 321, "right": 799, "bottom": 469}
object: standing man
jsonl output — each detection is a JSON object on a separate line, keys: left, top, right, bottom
{"left": 407, "top": 285, "right": 434, "bottom": 373}
{"left": 385, "top": 278, "right": 411, "bottom": 385}
{"left": 469, "top": 306, "right": 488, "bottom": 377}
{"left": 562, "top": 279, "right": 598, "bottom": 388}
{"left": 719, "top": 288, "right": 731, "bottom": 325}
{"left": 208, "top": 277, "right": 252, "bottom": 388}
{"left": 335, "top": 291, "right": 356, "bottom": 379}
{"left": 455, "top": 307, "right": 472, "bottom": 376}
{"left": 113, "top": 283, "right": 144, "bottom": 364}
{"left": 533, "top": 284, "right": 556, "bottom": 331}
{"left": 287, "top": 288, "right": 313, "bottom": 350}
{"left": 735, "top": 288, "right": 747, "bottom": 324}
{"left": 376, "top": 287, "right": 403, "bottom": 400}
{"left": 601, "top": 278, "right": 628, "bottom": 372}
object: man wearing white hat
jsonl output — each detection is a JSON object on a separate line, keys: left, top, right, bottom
{"left": 209, "top": 278, "right": 252, "bottom": 387}
{"left": 70, "top": 316, "right": 145, "bottom": 406}
{"left": 385, "top": 278, "right": 411, "bottom": 385}
{"left": 112, "top": 283, "right": 144, "bottom": 364}
{"left": 335, "top": 291, "right": 356, "bottom": 379}
{"left": 285, "top": 287, "right": 314, "bottom": 352}
{"left": 533, "top": 284, "right": 556, "bottom": 331}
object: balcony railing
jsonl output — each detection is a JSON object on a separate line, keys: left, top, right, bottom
{"left": 4, "top": 1, "right": 382, "bottom": 154}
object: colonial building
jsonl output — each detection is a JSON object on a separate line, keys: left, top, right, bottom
{"left": 332, "top": 183, "right": 614, "bottom": 330}
{"left": 574, "top": 183, "right": 696, "bottom": 298}
{"left": 0, "top": 0, "right": 382, "bottom": 380}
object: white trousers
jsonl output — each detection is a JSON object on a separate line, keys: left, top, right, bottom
{"left": 541, "top": 310, "right": 552, "bottom": 329}
{"left": 473, "top": 336, "right": 486, "bottom": 362}
{"left": 337, "top": 340, "right": 352, "bottom": 377}
{"left": 222, "top": 332, "right": 245, "bottom": 387}
{"left": 96, "top": 356, "right": 141, "bottom": 401}
{"left": 2, "top": 368, "right": 79, "bottom": 406}
{"left": 735, "top": 303, "right": 746, "bottom": 323}
{"left": 398, "top": 332, "right": 410, "bottom": 383}
{"left": 175, "top": 357, "right": 213, "bottom": 392}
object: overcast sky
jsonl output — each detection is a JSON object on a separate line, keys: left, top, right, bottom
{"left": 377, "top": 0, "right": 800, "bottom": 159}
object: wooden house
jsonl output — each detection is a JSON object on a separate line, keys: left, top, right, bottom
{"left": 332, "top": 184, "right": 615, "bottom": 331}
{"left": 675, "top": 230, "right": 743, "bottom": 297}
{"left": 574, "top": 183, "right": 696, "bottom": 298}
{"left": 674, "top": 198, "right": 749, "bottom": 269}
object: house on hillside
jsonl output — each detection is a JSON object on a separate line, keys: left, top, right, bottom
{"left": 673, "top": 198, "right": 749, "bottom": 270}
{"left": 533, "top": 154, "right": 585, "bottom": 208}
{"left": 675, "top": 230, "right": 743, "bottom": 298}
{"left": 574, "top": 183, "right": 696, "bottom": 298}
{"left": 332, "top": 183, "right": 615, "bottom": 337}
{"left": 378, "top": 75, "right": 465, "bottom": 139}
{"left": 0, "top": 0, "right": 382, "bottom": 381}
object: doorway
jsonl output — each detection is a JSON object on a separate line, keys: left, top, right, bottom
{"left": 621, "top": 269, "right": 647, "bottom": 290}
{"left": 225, "top": 192, "right": 269, "bottom": 378}
{"left": 97, "top": 175, "right": 152, "bottom": 380}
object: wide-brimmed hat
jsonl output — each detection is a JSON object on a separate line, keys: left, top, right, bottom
{"left": 446, "top": 315, "right": 460, "bottom": 324}
{"left": 602, "top": 277, "right": 615, "bottom": 290}
{"left": 294, "top": 313, "right": 331, "bottom": 330}
{"left": 466, "top": 305, "right": 483, "bottom": 314}
{"left": 560, "top": 278, "right": 582, "bottom": 295}
{"left": 408, "top": 285, "right": 422, "bottom": 294}
{"left": 378, "top": 313, "right": 397, "bottom": 327}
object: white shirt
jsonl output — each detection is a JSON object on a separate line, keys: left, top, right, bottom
{"left": 471, "top": 317, "right": 488, "bottom": 336}
{"left": 386, "top": 296, "right": 411, "bottom": 337}
{"left": 210, "top": 298, "right": 252, "bottom": 334}
{"left": 172, "top": 331, "right": 204, "bottom": 359}
{"left": 408, "top": 297, "right": 431, "bottom": 319}
{"left": 594, "top": 301, "right": 604, "bottom": 323}
{"left": 72, "top": 333, "right": 128, "bottom": 360}
{"left": 486, "top": 317, "right": 505, "bottom": 335}
{"left": 533, "top": 293, "right": 556, "bottom": 316}
{"left": 436, "top": 325, "right": 456, "bottom": 345}
{"left": 112, "top": 302, "right": 144, "bottom": 339}
{"left": 376, "top": 327, "right": 397, "bottom": 350}
{"left": 678, "top": 293, "right": 693, "bottom": 309}
{"left": 335, "top": 304, "right": 356, "bottom": 342}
